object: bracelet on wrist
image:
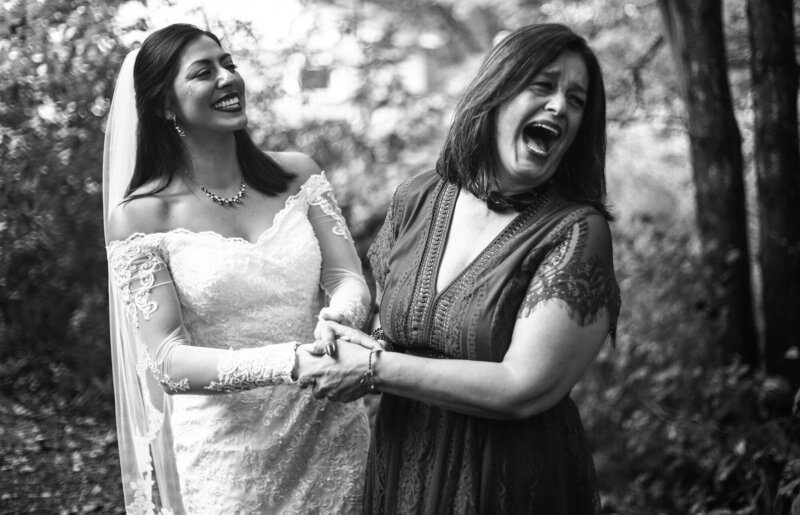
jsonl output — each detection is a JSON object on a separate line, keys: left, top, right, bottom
{"left": 370, "top": 327, "right": 394, "bottom": 352}
{"left": 359, "top": 348, "right": 382, "bottom": 394}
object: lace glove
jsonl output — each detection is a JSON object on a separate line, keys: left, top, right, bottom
{"left": 145, "top": 330, "right": 299, "bottom": 394}
{"left": 205, "top": 343, "right": 299, "bottom": 393}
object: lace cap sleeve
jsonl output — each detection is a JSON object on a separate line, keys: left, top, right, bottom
{"left": 518, "top": 211, "right": 621, "bottom": 343}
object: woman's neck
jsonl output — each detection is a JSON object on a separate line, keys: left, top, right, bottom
{"left": 182, "top": 133, "right": 240, "bottom": 188}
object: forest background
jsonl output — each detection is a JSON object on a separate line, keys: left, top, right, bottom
{"left": 1, "top": 0, "right": 798, "bottom": 513}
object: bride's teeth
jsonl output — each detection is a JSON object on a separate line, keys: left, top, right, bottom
{"left": 213, "top": 96, "right": 240, "bottom": 110}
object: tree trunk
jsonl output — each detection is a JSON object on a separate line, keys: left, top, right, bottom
{"left": 747, "top": 0, "right": 800, "bottom": 387}
{"left": 657, "top": 0, "right": 758, "bottom": 365}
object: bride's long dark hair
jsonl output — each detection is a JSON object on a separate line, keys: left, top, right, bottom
{"left": 124, "top": 23, "right": 295, "bottom": 201}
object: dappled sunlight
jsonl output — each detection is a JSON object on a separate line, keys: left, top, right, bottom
{"left": 607, "top": 121, "right": 694, "bottom": 230}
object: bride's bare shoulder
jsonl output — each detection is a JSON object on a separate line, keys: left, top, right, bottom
{"left": 107, "top": 183, "right": 179, "bottom": 242}
{"left": 267, "top": 151, "right": 322, "bottom": 191}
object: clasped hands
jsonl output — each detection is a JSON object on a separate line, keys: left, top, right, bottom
{"left": 296, "top": 308, "right": 384, "bottom": 402}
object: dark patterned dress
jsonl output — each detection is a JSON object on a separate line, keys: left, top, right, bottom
{"left": 365, "top": 170, "right": 621, "bottom": 514}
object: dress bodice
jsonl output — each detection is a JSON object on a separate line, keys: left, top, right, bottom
{"left": 160, "top": 202, "right": 323, "bottom": 348}
{"left": 107, "top": 173, "right": 369, "bottom": 514}
{"left": 370, "top": 171, "right": 619, "bottom": 362}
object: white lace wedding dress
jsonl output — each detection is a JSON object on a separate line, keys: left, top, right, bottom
{"left": 107, "top": 174, "right": 370, "bottom": 514}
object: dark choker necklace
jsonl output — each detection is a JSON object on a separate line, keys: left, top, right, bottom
{"left": 484, "top": 189, "right": 541, "bottom": 213}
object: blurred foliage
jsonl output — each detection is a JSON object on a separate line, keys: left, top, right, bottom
{"left": 0, "top": 0, "right": 798, "bottom": 512}
{"left": 575, "top": 219, "right": 800, "bottom": 514}
{"left": 0, "top": 356, "right": 122, "bottom": 511}
{"left": 0, "top": 0, "right": 128, "bottom": 383}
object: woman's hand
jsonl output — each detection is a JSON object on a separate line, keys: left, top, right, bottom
{"left": 313, "top": 307, "right": 346, "bottom": 356}
{"left": 295, "top": 341, "right": 373, "bottom": 402}
{"left": 314, "top": 317, "right": 386, "bottom": 356}
{"left": 326, "top": 321, "right": 387, "bottom": 351}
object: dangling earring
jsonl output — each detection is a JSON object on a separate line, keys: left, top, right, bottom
{"left": 169, "top": 114, "right": 186, "bottom": 137}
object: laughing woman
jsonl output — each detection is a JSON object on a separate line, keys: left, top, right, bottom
{"left": 302, "top": 24, "right": 621, "bottom": 514}
{"left": 103, "top": 24, "right": 370, "bottom": 514}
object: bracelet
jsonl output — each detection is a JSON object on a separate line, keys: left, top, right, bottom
{"left": 370, "top": 327, "right": 394, "bottom": 352}
{"left": 359, "top": 348, "right": 382, "bottom": 394}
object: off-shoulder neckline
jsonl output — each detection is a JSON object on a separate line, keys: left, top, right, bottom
{"left": 107, "top": 171, "right": 330, "bottom": 247}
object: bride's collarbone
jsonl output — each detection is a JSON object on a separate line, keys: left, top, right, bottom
{"left": 169, "top": 191, "right": 290, "bottom": 242}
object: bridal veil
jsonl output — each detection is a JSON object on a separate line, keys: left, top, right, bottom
{"left": 103, "top": 49, "right": 184, "bottom": 514}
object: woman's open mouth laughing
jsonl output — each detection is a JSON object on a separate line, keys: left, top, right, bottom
{"left": 522, "top": 120, "right": 562, "bottom": 158}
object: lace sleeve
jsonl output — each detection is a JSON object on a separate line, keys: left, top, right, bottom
{"left": 306, "top": 172, "right": 352, "bottom": 240}
{"left": 517, "top": 212, "right": 621, "bottom": 344}
{"left": 305, "top": 173, "right": 371, "bottom": 329}
{"left": 107, "top": 235, "right": 299, "bottom": 394}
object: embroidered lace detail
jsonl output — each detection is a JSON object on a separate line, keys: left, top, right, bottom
{"left": 160, "top": 375, "right": 189, "bottom": 393}
{"left": 310, "top": 190, "right": 352, "bottom": 240}
{"left": 298, "top": 170, "right": 334, "bottom": 199}
{"left": 521, "top": 253, "right": 618, "bottom": 324}
{"left": 205, "top": 343, "right": 297, "bottom": 392}
{"left": 518, "top": 217, "right": 620, "bottom": 334}
{"left": 141, "top": 347, "right": 190, "bottom": 393}
{"left": 127, "top": 474, "right": 174, "bottom": 515}
{"left": 127, "top": 475, "right": 156, "bottom": 514}
{"left": 126, "top": 439, "right": 173, "bottom": 515}
{"left": 108, "top": 240, "right": 169, "bottom": 328}
{"left": 338, "top": 296, "right": 369, "bottom": 329}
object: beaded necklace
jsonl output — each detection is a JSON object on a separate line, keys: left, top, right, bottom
{"left": 184, "top": 169, "right": 246, "bottom": 207}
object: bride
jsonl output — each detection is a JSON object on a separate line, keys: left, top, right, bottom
{"left": 103, "top": 24, "right": 371, "bottom": 514}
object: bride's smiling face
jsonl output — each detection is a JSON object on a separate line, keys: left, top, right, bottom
{"left": 169, "top": 36, "right": 247, "bottom": 136}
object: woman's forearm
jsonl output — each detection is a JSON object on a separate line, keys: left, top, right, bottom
{"left": 325, "top": 307, "right": 608, "bottom": 418}
{"left": 371, "top": 352, "right": 562, "bottom": 420}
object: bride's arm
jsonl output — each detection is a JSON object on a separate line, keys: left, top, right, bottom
{"left": 107, "top": 202, "right": 300, "bottom": 395}
{"left": 309, "top": 189, "right": 370, "bottom": 329}
{"left": 282, "top": 154, "right": 371, "bottom": 352}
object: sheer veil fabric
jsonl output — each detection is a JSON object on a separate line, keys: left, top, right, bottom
{"left": 103, "top": 49, "right": 185, "bottom": 513}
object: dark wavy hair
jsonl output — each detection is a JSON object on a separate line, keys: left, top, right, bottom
{"left": 436, "top": 23, "right": 610, "bottom": 219}
{"left": 125, "top": 23, "right": 294, "bottom": 200}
